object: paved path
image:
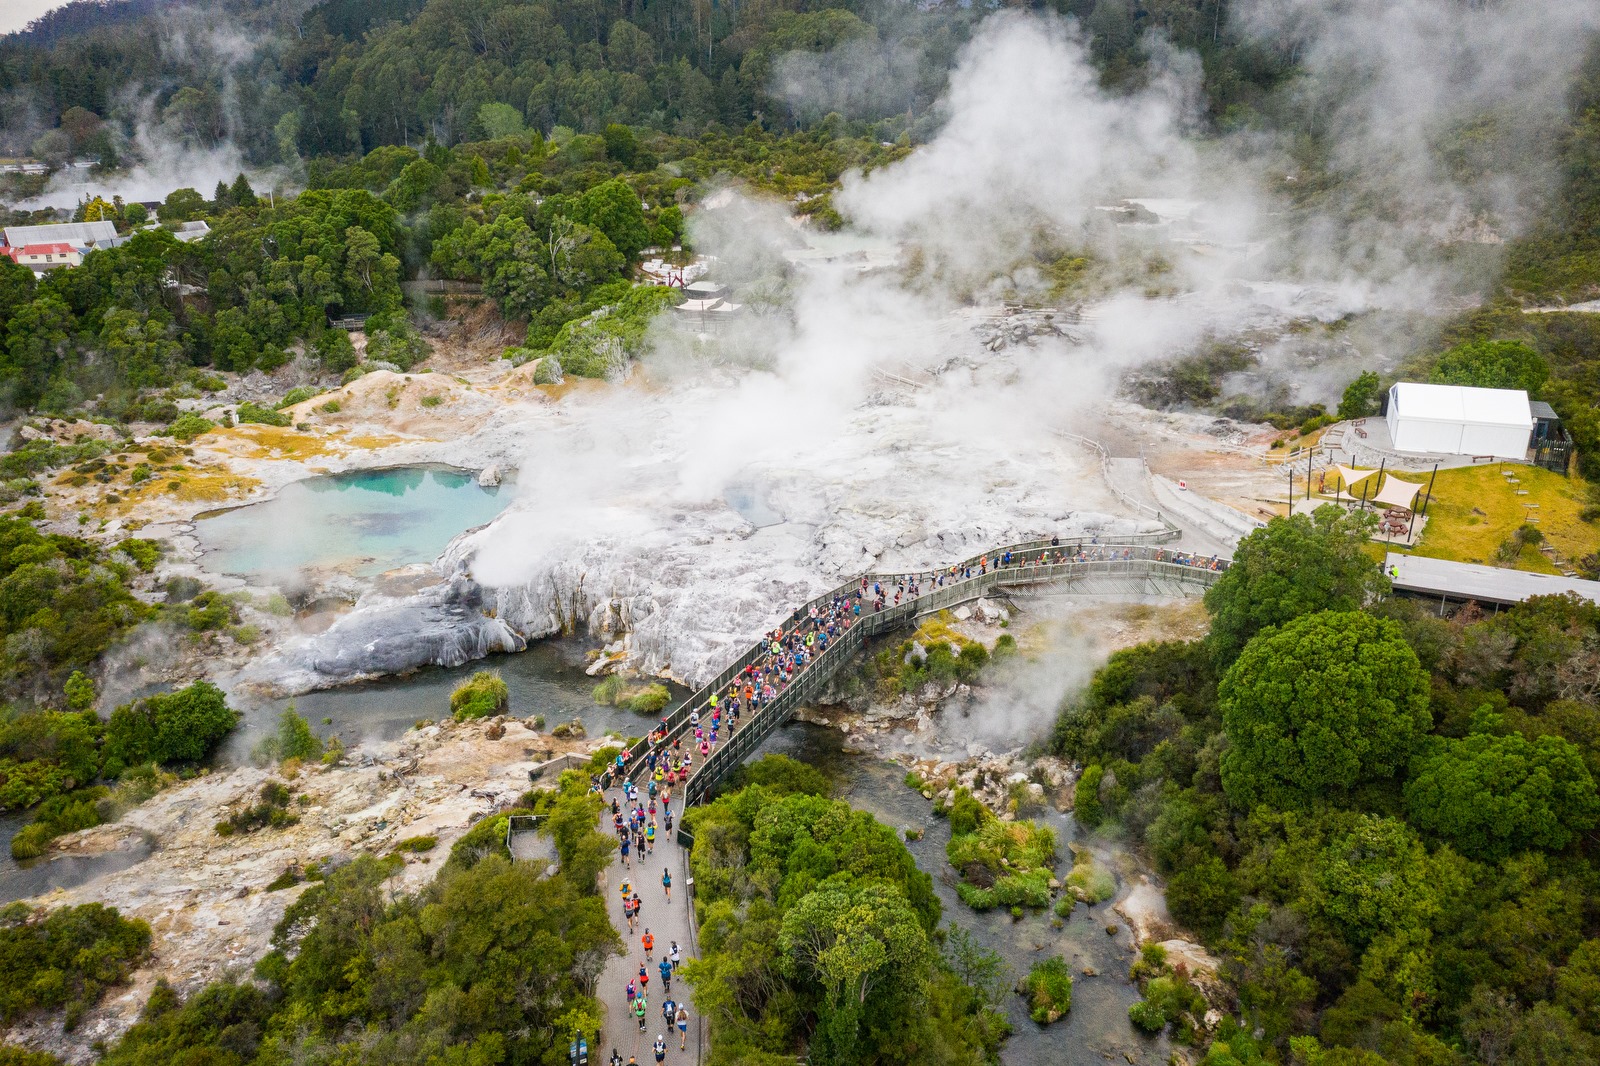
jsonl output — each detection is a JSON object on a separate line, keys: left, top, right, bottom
{"left": 595, "top": 789, "right": 702, "bottom": 1066}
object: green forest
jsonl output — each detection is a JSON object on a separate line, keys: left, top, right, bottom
{"left": 1055, "top": 507, "right": 1600, "bottom": 1065}
{"left": 682, "top": 755, "right": 1011, "bottom": 1066}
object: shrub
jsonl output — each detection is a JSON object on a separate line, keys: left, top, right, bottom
{"left": 216, "top": 781, "right": 298, "bottom": 836}
{"left": 392, "top": 835, "right": 438, "bottom": 853}
{"left": 235, "top": 402, "right": 291, "bottom": 427}
{"left": 533, "top": 357, "right": 563, "bottom": 385}
{"left": 993, "top": 869, "right": 1052, "bottom": 908}
{"left": 948, "top": 788, "right": 987, "bottom": 837}
{"left": 163, "top": 575, "right": 203, "bottom": 602}
{"left": 253, "top": 706, "right": 323, "bottom": 764}
{"left": 621, "top": 683, "right": 670, "bottom": 714}
{"left": 419, "top": 394, "right": 443, "bottom": 407}
{"left": 1067, "top": 856, "right": 1117, "bottom": 904}
{"left": 1128, "top": 998, "right": 1167, "bottom": 1033}
{"left": 319, "top": 400, "right": 342, "bottom": 414}
{"left": 182, "top": 590, "right": 237, "bottom": 631}
{"left": 166, "top": 414, "right": 214, "bottom": 441}
{"left": 451, "top": 670, "right": 509, "bottom": 720}
{"left": 0, "top": 902, "right": 151, "bottom": 1029}
{"left": 116, "top": 539, "right": 162, "bottom": 572}
{"left": 1022, "top": 958, "right": 1073, "bottom": 1024}
{"left": 275, "top": 386, "right": 324, "bottom": 409}
{"left": 1074, "top": 765, "right": 1105, "bottom": 828}
{"left": 265, "top": 868, "right": 302, "bottom": 891}
{"left": 103, "top": 682, "right": 236, "bottom": 770}
{"left": 955, "top": 642, "right": 990, "bottom": 681}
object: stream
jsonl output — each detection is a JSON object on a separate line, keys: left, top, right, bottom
{"left": 757, "top": 724, "right": 1168, "bottom": 1066}
{"left": 238, "top": 634, "right": 1166, "bottom": 1065}
{"left": 0, "top": 809, "right": 152, "bottom": 906}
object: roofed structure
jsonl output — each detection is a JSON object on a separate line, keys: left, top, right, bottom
{"left": 1385, "top": 382, "right": 1533, "bottom": 459}
{"left": 2, "top": 220, "right": 119, "bottom": 250}
{"left": 1385, "top": 552, "right": 1600, "bottom": 609}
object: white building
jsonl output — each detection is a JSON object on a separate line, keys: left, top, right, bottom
{"left": 1385, "top": 382, "right": 1534, "bottom": 459}
{"left": 2, "top": 220, "right": 119, "bottom": 251}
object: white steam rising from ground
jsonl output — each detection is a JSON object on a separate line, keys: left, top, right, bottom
{"left": 273, "top": 8, "right": 1598, "bottom": 715}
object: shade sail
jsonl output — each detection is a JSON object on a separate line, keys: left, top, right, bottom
{"left": 1373, "top": 476, "right": 1424, "bottom": 511}
{"left": 1334, "top": 465, "right": 1378, "bottom": 490}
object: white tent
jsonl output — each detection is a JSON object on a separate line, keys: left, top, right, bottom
{"left": 1386, "top": 383, "right": 1532, "bottom": 458}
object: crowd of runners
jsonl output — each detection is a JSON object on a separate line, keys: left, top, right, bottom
{"left": 592, "top": 536, "right": 1229, "bottom": 803}
{"left": 584, "top": 534, "right": 1230, "bottom": 1063}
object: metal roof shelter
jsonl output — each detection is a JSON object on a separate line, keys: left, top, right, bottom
{"left": 1386, "top": 382, "right": 1533, "bottom": 459}
{"left": 3, "top": 221, "right": 119, "bottom": 249}
{"left": 1385, "top": 552, "right": 1600, "bottom": 609}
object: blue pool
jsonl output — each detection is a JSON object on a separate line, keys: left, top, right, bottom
{"left": 197, "top": 466, "right": 510, "bottom": 580}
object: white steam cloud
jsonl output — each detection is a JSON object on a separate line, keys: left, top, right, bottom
{"left": 283, "top": 6, "right": 1599, "bottom": 693}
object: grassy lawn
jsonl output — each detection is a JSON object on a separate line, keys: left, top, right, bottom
{"left": 1401, "top": 463, "right": 1598, "bottom": 573}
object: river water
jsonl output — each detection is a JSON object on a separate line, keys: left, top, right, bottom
{"left": 0, "top": 809, "right": 152, "bottom": 906}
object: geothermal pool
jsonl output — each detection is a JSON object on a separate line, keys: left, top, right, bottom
{"left": 196, "top": 466, "right": 509, "bottom": 581}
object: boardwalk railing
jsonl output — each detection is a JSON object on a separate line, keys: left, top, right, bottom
{"left": 605, "top": 539, "right": 1227, "bottom": 828}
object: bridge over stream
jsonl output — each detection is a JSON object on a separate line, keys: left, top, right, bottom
{"left": 563, "top": 535, "right": 1227, "bottom": 1063}
{"left": 615, "top": 535, "right": 1227, "bottom": 817}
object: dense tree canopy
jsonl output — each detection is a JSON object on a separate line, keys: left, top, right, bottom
{"left": 1203, "top": 508, "right": 1390, "bottom": 668}
{"left": 1219, "top": 610, "right": 1431, "bottom": 810}
{"left": 1429, "top": 339, "right": 1550, "bottom": 395}
{"left": 684, "top": 756, "right": 1007, "bottom": 1065}
{"left": 1404, "top": 731, "right": 1599, "bottom": 861}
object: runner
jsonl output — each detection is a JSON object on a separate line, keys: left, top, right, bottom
{"left": 669, "top": 941, "right": 681, "bottom": 970}
{"left": 662, "top": 867, "right": 672, "bottom": 901}
{"left": 658, "top": 956, "right": 671, "bottom": 992}
{"left": 675, "top": 1006, "right": 689, "bottom": 1050}
{"left": 653, "top": 1035, "right": 666, "bottom": 1064}
{"left": 642, "top": 929, "right": 654, "bottom": 960}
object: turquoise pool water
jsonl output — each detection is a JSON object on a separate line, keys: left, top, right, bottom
{"left": 197, "top": 466, "right": 510, "bottom": 580}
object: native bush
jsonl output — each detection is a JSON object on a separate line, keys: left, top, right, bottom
{"left": 451, "top": 670, "right": 509, "bottom": 720}
{"left": 1022, "top": 958, "right": 1073, "bottom": 1024}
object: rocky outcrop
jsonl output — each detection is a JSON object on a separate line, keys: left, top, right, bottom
{"left": 263, "top": 499, "right": 1161, "bottom": 693}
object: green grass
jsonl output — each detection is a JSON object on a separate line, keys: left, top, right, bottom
{"left": 1066, "top": 852, "right": 1116, "bottom": 904}
{"left": 1400, "top": 464, "right": 1597, "bottom": 573}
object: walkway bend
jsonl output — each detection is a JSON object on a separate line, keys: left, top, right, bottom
{"left": 617, "top": 536, "right": 1227, "bottom": 812}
